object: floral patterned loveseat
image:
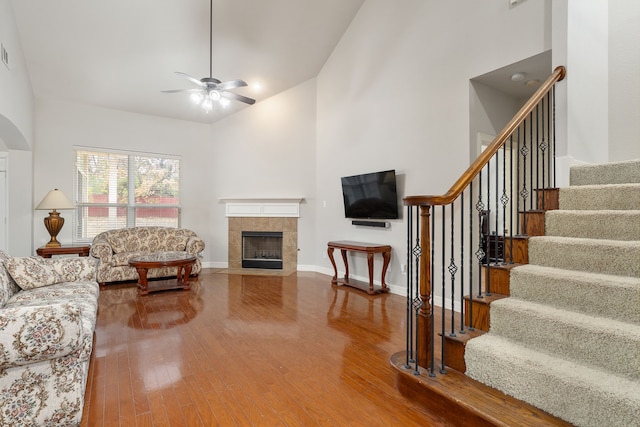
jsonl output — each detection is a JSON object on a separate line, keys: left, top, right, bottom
{"left": 0, "top": 250, "right": 99, "bottom": 426}
{"left": 90, "top": 226, "right": 205, "bottom": 285}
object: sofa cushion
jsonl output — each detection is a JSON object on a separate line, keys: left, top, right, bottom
{"left": 105, "top": 227, "right": 192, "bottom": 253}
{"left": 6, "top": 281, "right": 100, "bottom": 360}
{"left": 112, "top": 251, "right": 147, "bottom": 267}
{"left": 6, "top": 257, "right": 96, "bottom": 290}
{"left": 0, "top": 302, "right": 83, "bottom": 369}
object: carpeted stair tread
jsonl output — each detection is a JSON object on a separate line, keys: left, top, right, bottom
{"left": 465, "top": 334, "right": 640, "bottom": 427}
{"left": 570, "top": 159, "right": 640, "bottom": 186}
{"left": 509, "top": 264, "right": 640, "bottom": 324}
{"left": 559, "top": 183, "right": 640, "bottom": 210}
{"left": 528, "top": 236, "right": 640, "bottom": 277}
{"left": 545, "top": 210, "right": 640, "bottom": 240}
{"left": 488, "top": 297, "right": 640, "bottom": 380}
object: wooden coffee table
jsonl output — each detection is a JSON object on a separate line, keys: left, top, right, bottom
{"left": 128, "top": 251, "right": 197, "bottom": 296}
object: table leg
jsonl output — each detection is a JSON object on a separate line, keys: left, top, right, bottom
{"left": 328, "top": 247, "right": 338, "bottom": 284}
{"left": 136, "top": 267, "right": 149, "bottom": 296}
{"left": 340, "top": 249, "right": 349, "bottom": 280}
{"left": 380, "top": 250, "right": 391, "bottom": 290}
{"left": 182, "top": 263, "right": 193, "bottom": 290}
{"left": 367, "top": 252, "right": 375, "bottom": 294}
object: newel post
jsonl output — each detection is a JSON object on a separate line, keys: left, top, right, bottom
{"left": 418, "top": 205, "right": 432, "bottom": 368}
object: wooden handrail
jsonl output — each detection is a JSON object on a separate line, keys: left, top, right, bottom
{"left": 404, "top": 66, "right": 566, "bottom": 207}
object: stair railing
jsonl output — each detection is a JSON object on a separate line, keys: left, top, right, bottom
{"left": 402, "top": 66, "right": 566, "bottom": 375}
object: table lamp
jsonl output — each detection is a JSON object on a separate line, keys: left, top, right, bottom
{"left": 35, "top": 188, "right": 75, "bottom": 247}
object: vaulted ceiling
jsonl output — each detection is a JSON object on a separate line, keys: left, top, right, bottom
{"left": 11, "top": 0, "right": 364, "bottom": 123}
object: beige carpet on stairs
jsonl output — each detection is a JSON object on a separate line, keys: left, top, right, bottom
{"left": 465, "top": 159, "right": 640, "bottom": 427}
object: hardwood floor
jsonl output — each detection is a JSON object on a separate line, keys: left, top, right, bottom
{"left": 81, "top": 270, "right": 448, "bottom": 426}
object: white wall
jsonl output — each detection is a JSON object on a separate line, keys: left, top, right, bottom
{"left": 554, "top": 0, "right": 639, "bottom": 168}
{"left": 469, "top": 81, "right": 524, "bottom": 162}
{"left": 209, "top": 79, "right": 317, "bottom": 267}
{"left": 32, "top": 99, "right": 212, "bottom": 256}
{"left": 0, "top": 0, "right": 34, "bottom": 150}
{"left": 609, "top": 0, "right": 640, "bottom": 161}
{"left": 0, "top": 0, "right": 35, "bottom": 256}
{"left": 315, "top": 0, "right": 550, "bottom": 292}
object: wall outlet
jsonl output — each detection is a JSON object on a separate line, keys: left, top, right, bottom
{"left": 401, "top": 264, "right": 407, "bottom": 274}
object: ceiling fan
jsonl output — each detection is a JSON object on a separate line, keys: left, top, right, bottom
{"left": 161, "top": 0, "right": 255, "bottom": 111}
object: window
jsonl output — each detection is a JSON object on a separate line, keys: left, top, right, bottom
{"left": 73, "top": 148, "right": 181, "bottom": 242}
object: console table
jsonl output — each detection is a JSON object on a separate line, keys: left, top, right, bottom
{"left": 36, "top": 244, "right": 90, "bottom": 258}
{"left": 327, "top": 240, "right": 391, "bottom": 295}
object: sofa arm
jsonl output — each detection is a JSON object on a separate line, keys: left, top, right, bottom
{"left": 185, "top": 236, "right": 205, "bottom": 255}
{"left": 90, "top": 238, "right": 113, "bottom": 265}
{"left": 0, "top": 303, "right": 83, "bottom": 370}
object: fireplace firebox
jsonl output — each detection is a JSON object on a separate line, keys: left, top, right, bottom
{"left": 242, "top": 231, "right": 283, "bottom": 269}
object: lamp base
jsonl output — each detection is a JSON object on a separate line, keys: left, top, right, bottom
{"left": 45, "top": 239, "right": 62, "bottom": 248}
{"left": 43, "top": 210, "right": 65, "bottom": 248}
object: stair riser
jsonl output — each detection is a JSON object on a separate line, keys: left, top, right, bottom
{"left": 489, "top": 300, "right": 640, "bottom": 380}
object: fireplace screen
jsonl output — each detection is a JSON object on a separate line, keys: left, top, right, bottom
{"left": 242, "top": 231, "right": 283, "bottom": 269}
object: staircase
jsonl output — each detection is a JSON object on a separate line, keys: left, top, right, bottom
{"left": 464, "top": 159, "right": 640, "bottom": 427}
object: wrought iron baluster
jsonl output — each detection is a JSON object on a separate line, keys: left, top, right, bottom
{"left": 535, "top": 102, "right": 540, "bottom": 209}
{"left": 404, "top": 205, "right": 414, "bottom": 369}
{"left": 449, "top": 203, "right": 458, "bottom": 338}
{"left": 553, "top": 86, "right": 557, "bottom": 188}
{"left": 468, "top": 183, "right": 475, "bottom": 331}
{"left": 540, "top": 97, "right": 547, "bottom": 210}
{"left": 412, "top": 207, "right": 422, "bottom": 375}
{"left": 475, "top": 172, "right": 486, "bottom": 297}
{"left": 520, "top": 122, "right": 530, "bottom": 235}
{"left": 494, "top": 149, "right": 499, "bottom": 264}
{"left": 429, "top": 208, "right": 436, "bottom": 377}
{"left": 440, "top": 205, "right": 446, "bottom": 374}
{"left": 459, "top": 191, "right": 466, "bottom": 334}
{"left": 509, "top": 134, "right": 514, "bottom": 263}
{"left": 529, "top": 111, "right": 534, "bottom": 212}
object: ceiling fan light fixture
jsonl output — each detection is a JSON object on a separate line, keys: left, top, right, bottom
{"left": 202, "top": 98, "right": 213, "bottom": 111}
{"left": 190, "top": 92, "right": 203, "bottom": 104}
{"left": 220, "top": 98, "right": 230, "bottom": 108}
{"left": 209, "top": 90, "right": 221, "bottom": 101}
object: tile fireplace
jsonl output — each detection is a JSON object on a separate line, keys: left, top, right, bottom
{"left": 224, "top": 198, "right": 302, "bottom": 273}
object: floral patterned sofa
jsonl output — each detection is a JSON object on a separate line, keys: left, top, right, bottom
{"left": 0, "top": 250, "right": 99, "bottom": 426}
{"left": 90, "top": 226, "right": 205, "bottom": 285}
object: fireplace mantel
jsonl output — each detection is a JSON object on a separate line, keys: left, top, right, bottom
{"left": 220, "top": 197, "right": 303, "bottom": 217}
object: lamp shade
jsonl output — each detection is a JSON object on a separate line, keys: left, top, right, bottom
{"left": 35, "top": 189, "right": 75, "bottom": 211}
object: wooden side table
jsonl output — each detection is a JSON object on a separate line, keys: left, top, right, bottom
{"left": 327, "top": 240, "right": 391, "bottom": 295}
{"left": 36, "top": 244, "right": 91, "bottom": 258}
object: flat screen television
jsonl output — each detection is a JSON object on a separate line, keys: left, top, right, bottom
{"left": 341, "top": 169, "right": 399, "bottom": 219}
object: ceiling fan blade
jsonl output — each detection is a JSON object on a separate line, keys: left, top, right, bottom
{"left": 161, "top": 88, "right": 204, "bottom": 94}
{"left": 222, "top": 91, "right": 256, "bottom": 105}
{"left": 174, "top": 72, "right": 205, "bottom": 87}
{"left": 217, "top": 80, "right": 248, "bottom": 90}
